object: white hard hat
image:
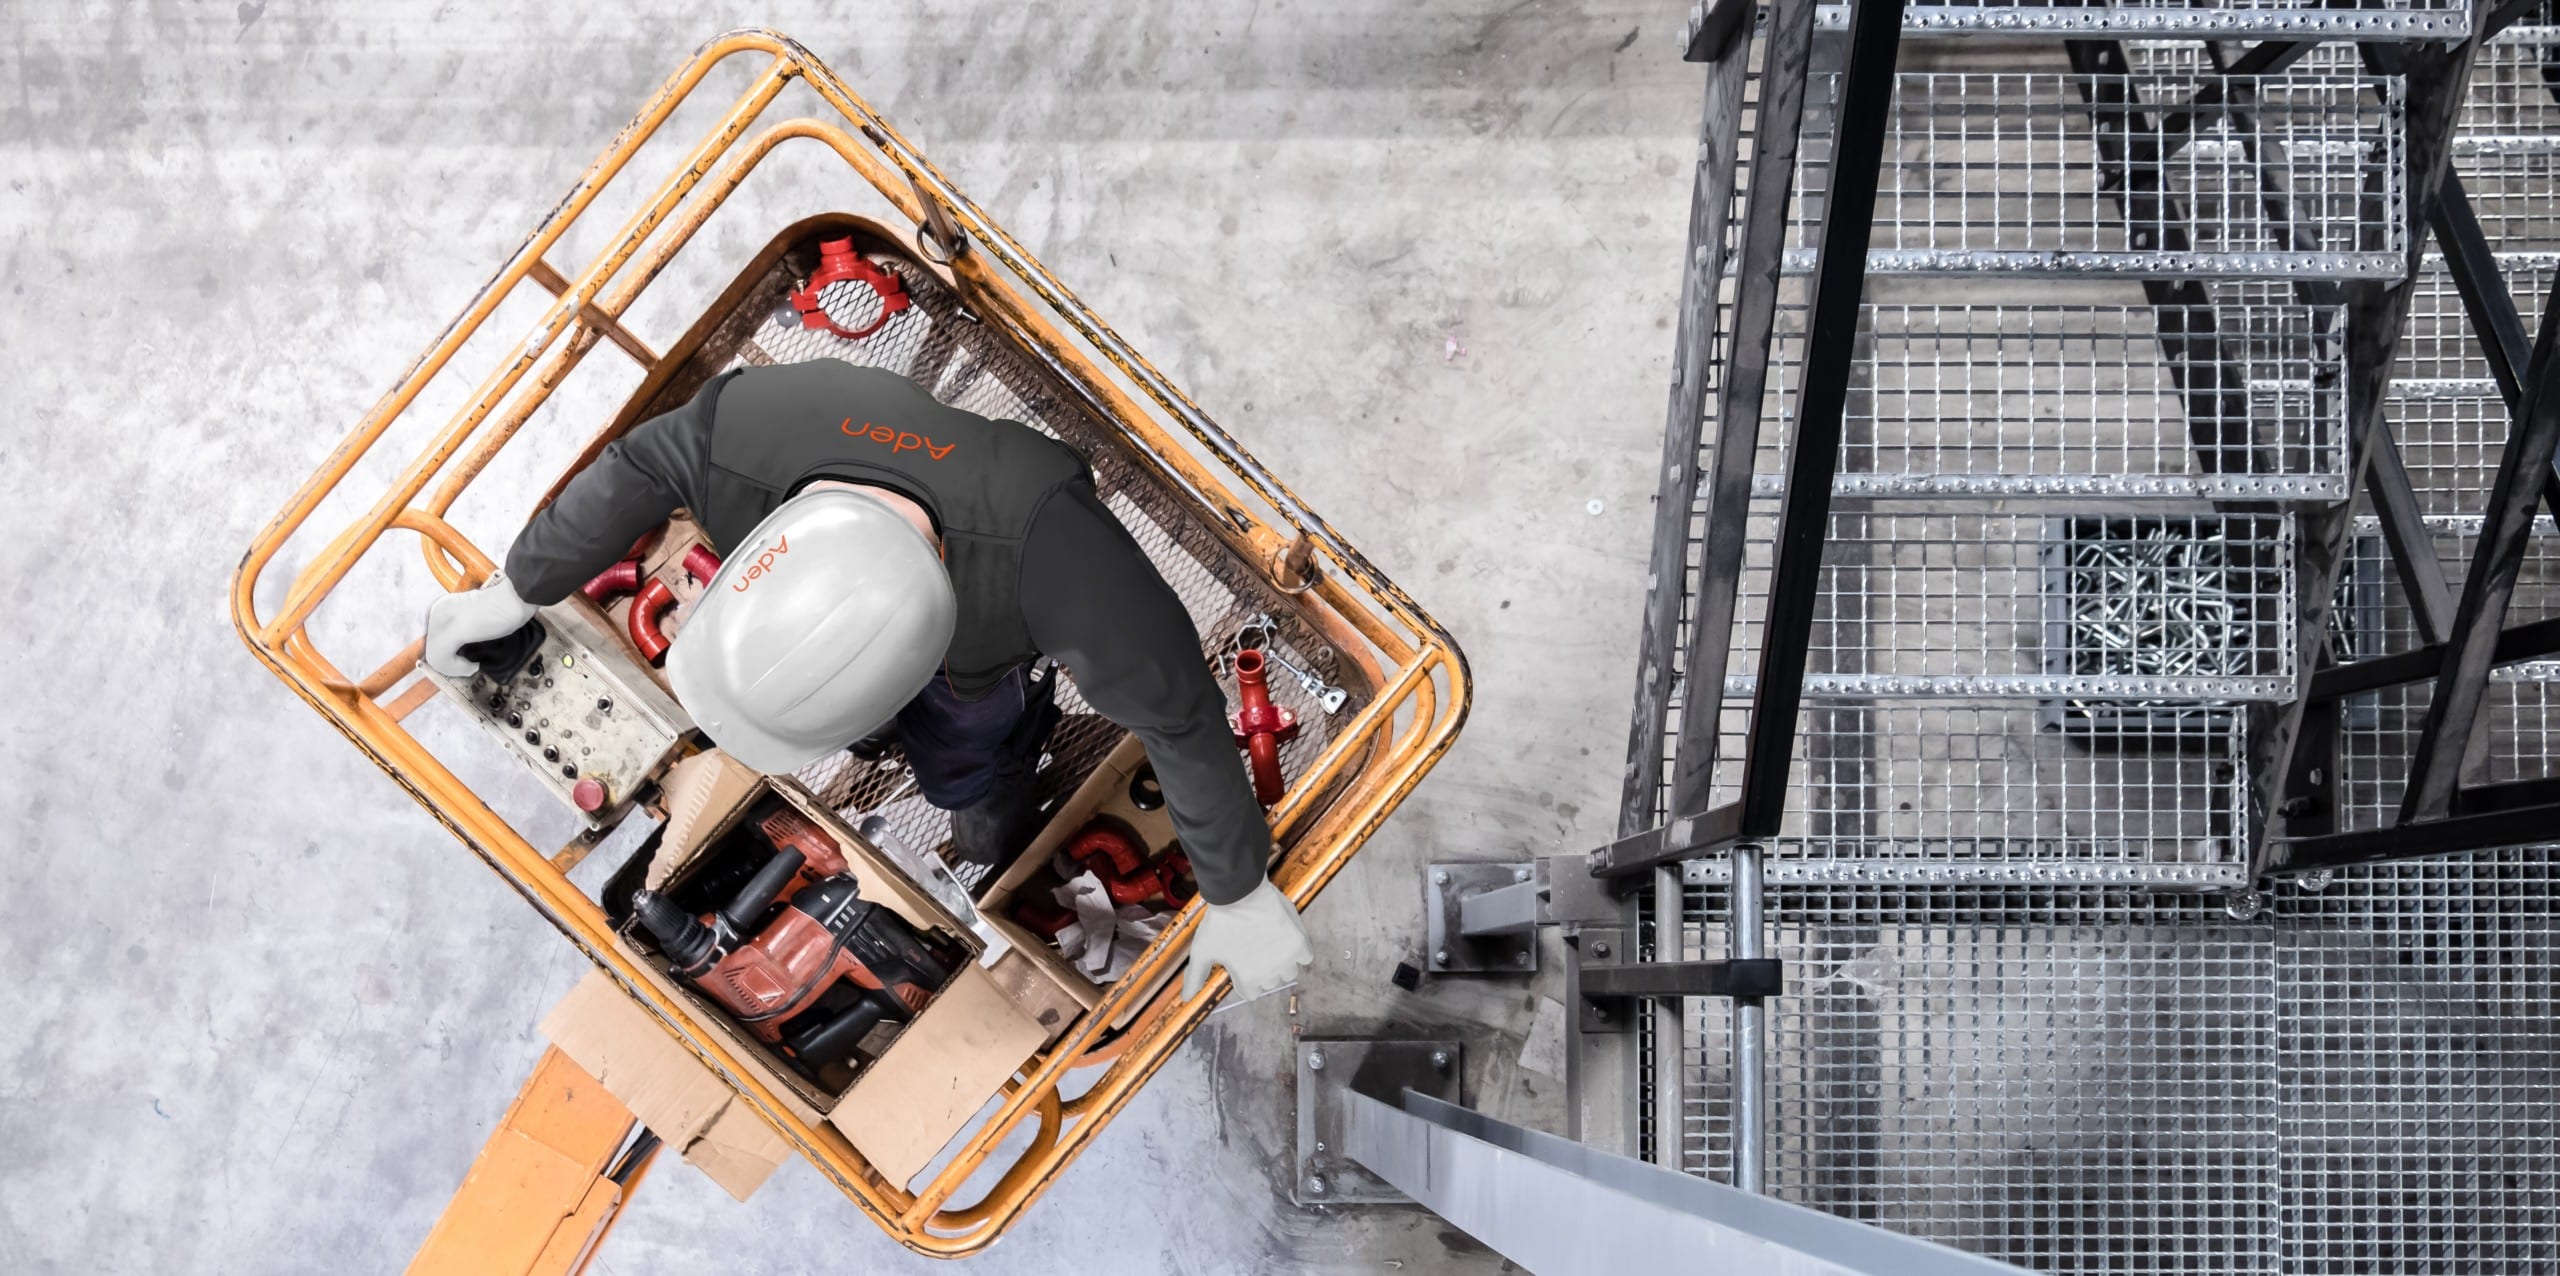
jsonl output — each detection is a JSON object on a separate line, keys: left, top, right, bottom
{"left": 666, "top": 488, "right": 955, "bottom": 774}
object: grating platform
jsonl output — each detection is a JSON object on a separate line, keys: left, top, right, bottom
{"left": 1673, "top": 857, "right": 2560, "bottom": 1274}
{"left": 1784, "top": 72, "right": 2406, "bottom": 278}
{"left": 1817, "top": 0, "right": 2473, "bottom": 40}
{"left": 1743, "top": 301, "right": 2347, "bottom": 500}
{"left": 1710, "top": 507, "right": 2298, "bottom": 700}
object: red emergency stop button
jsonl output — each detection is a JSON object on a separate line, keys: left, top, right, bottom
{"left": 572, "top": 778, "right": 608, "bottom": 812}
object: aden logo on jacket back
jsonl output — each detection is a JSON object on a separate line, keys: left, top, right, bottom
{"left": 841, "top": 417, "right": 955, "bottom": 461}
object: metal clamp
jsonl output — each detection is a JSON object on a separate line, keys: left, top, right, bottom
{"left": 1578, "top": 957, "right": 1783, "bottom": 1034}
{"left": 905, "top": 171, "right": 968, "bottom": 265}
{"left": 1236, "top": 614, "right": 1348, "bottom": 714}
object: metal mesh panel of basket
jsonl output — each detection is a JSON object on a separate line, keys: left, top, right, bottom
{"left": 647, "top": 239, "right": 1363, "bottom": 868}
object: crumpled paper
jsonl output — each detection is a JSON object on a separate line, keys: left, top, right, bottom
{"left": 1051, "top": 869, "right": 1170, "bottom": 983}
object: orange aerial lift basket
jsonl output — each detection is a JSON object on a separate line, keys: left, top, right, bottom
{"left": 230, "top": 28, "right": 1467, "bottom": 1259}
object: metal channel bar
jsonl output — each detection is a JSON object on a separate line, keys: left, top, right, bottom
{"left": 1812, "top": 3, "right": 2471, "bottom": 40}
{"left": 1665, "top": 0, "right": 1823, "bottom": 827}
{"left": 1738, "top": 0, "right": 1905, "bottom": 838}
{"left": 1339, "top": 1087, "right": 2032, "bottom": 1276}
{"left": 1618, "top": 5, "right": 1757, "bottom": 840}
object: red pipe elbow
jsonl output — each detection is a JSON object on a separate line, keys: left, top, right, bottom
{"left": 628, "top": 577, "right": 678, "bottom": 664}
{"left": 580, "top": 558, "right": 643, "bottom": 605}
{"left": 617, "top": 545, "right": 724, "bottom": 663}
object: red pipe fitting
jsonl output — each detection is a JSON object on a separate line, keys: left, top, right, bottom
{"left": 579, "top": 558, "right": 643, "bottom": 606}
{"left": 1011, "top": 897, "right": 1076, "bottom": 939}
{"left": 1064, "top": 820, "right": 1147, "bottom": 878}
{"left": 790, "top": 238, "right": 911, "bottom": 341}
{"left": 626, "top": 545, "right": 725, "bottom": 664}
{"left": 578, "top": 527, "right": 681, "bottom": 605}
{"left": 1228, "top": 650, "right": 1300, "bottom": 807}
{"left": 681, "top": 544, "right": 723, "bottom": 585}
{"left": 1102, "top": 869, "right": 1168, "bottom": 908}
{"left": 628, "top": 578, "right": 679, "bottom": 663}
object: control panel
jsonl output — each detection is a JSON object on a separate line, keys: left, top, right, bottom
{"left": 421, "top": 602, "right": 691, "bottom": 828}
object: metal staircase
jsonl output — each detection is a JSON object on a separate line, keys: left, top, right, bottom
{"left": 1585, "top": 2, "right": 2560, "bottom": 1270}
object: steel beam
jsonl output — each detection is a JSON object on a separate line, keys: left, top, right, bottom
{"left": 2430, "top": 167, "right": 2560, "bottom": 532}
{"left": 2455, "top": 775, "right": 2560, "bottom": 817}
{"left": 1586, "top": 802, "right": 1745, "bottom": 878}
{"left": 1684, "top": 0, "right": 1751, "bottom": 62}
{"left": 1618, "top": 1, "right": 1763, "bottom": 840}
{"left": 2247, "top": 31, "right": 2486, "bottom": 880}
{"left": 1579, "top": 957, "right": 1784, "bottom": 1001}
{"left": 1338, "top": 1086, "right": 2032, "bottom": 1276}
{"left": 2069, "top": 42, "right": 2262, "bottom": 474}
{"left": 2279, "top": 803, "right": 2560, "bottom": 873}
{"left": 2311, "top": 614, "right": 2560, "bottom": 698}
{"left": 2398, "top": 272, "right": 2560, "bottom": 822}
{"left": 1738, "top": 0, "right": 1904, "bottom": 837}
{"left": 2363, "top": 427, "right": 2461, "bottom": 643}
{"left": 1664, "top": 0, "right": 1825, "bottom": 829}
{"left": 1456, "top": 878, "right": 1540, "bottom": 938}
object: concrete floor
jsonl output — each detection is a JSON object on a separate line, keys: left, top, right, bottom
{"left": 0, "top": 3, "right": 1693, "bottom": 1271}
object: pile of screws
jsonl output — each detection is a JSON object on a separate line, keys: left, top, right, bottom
{"left": 2061, "top": 520, "right": 2247, "bottom": 680}
{"left": 2052, "top": 518, "right": 2262, "bottom": 728}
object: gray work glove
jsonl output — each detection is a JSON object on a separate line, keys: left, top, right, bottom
{"left": 423, "top": 573, "right": 539, "bottom": 678}
{"left": 1180, "top": 878, "right": 1315, "bottom": 1001}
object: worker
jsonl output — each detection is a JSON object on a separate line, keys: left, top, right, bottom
{"left": 422, "top": 357, "right": 1313, "bottom": 1000}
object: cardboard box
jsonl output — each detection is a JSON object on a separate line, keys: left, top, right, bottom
{"left": 981, "top": 735, "right": 1194, "bottom": 1022}
{"left": 993, "top": 735, "right": 1177, "bottom": 901}
{"left": 573, "top": 747, "right": 1096, "bottom": 1194}
{"left": 829, "top": 962, "right": 1047, "bottom": 1186}
{"left": 541, "top": 970, "right": 792, "bottom": 1201}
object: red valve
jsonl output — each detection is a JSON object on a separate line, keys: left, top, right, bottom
{"left": 1228, "top": 650, "right": 1299, "bottom": 807}
{"left": 790, "top": 238, "right": 911, "bottom": 341}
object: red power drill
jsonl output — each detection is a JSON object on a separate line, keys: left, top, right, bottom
{"left": 632, "top": 810, "right": 957, "bottom": 1081}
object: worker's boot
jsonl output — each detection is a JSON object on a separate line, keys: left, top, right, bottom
{"left": 946, "top": 767, "right": 1042, "bottom": 896}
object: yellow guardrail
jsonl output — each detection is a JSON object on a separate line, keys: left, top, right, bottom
{"left": 230, "top": 28, "right": 1468, "bottom": 1258}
